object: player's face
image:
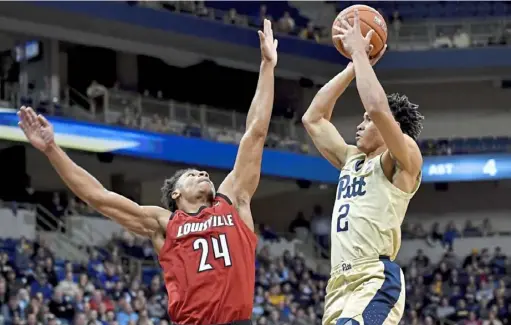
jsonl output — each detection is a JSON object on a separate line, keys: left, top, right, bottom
{"left": 355, "top": 113, "right": 384, "bottom": 153}
{"left": 175, "top": 169, "right": 216, "bottom": 201}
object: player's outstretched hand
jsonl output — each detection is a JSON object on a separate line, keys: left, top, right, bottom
{"left": 17, "top": 106, "right": 55, "bottom": 153}
{"left": 333, "top": 9, "right": 371, "bottom": 57}
{"left": 333, "top": 20, "right": 387, "bottom": 66}
{"left": 258, "top": 19, "right": 278, "bottom": 67}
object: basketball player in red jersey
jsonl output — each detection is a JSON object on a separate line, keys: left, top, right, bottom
{"left": 18, "top": 20, "right": 278, "bottom": 325}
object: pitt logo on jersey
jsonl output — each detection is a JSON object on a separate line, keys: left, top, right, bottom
{"left": 335, "top": 159, "right": 370, "bottom": 233}
{"left": 335, "top": 174, "right": 367, "bottom": 232}
{"left": 337, "top": 174, "right": 367, "bottom": 200}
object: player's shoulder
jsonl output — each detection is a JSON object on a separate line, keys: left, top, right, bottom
{"left": 383, "top": 136, "right": 422, "bottom": 172}
{"left": 141, "top": 205, "right": 172, "bottom": 229}
{"left": 403, "top": 135, "right": 423, "bottom": 173}
{"left": 142, "top": 205, "right": 170, "bottom": 217}
{"left": 406, "top": 135, "right": 423, "bottom": 158}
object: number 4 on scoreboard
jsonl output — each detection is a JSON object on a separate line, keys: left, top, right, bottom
{"left": 483, "top": 159, "right": 497, "bottom": 177}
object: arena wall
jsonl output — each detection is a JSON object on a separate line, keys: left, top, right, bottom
{"left": 0, "top": 208, "right": 36, "bottom": 239}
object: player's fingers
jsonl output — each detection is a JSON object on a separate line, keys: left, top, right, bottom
{"left": 264, "top": 19, "right": 270, "bottom": 36}
{"left": 334, "top": 26, "right": 349, "bottom": 35}
{"left": 333, "top": 25, "right": 348, "bottom": 34}
{"left": 371, "top": 45, "right": 387, "bottom": 65}
{"left": 22, "top": 107, "right": 35, "bottom": 126}
{"left": 17, "top": 107, "right": 27, "bottom": 121}
{"left": 37, "top": 114, "right": 50, "bottom": 127}
{"left": 18, "top": 121, "right": 28, "bottom": 133}
{"left": 353, "top": 9, "right": 360, "bottom": 30}
{"left": 340, "top": 18, "right": 351, "bottom": 30}
{"left": 258, "top": 30, "right": 265, "bottom": 42}
{"left": 365, "top": 29, "right": 375, "bottom": 42}
{"left": 26, "top": 107, "right": 38, "bottom": 125}
{"left": 273, "top": 39, "right": 278, "bottom": 50}
{"left": 379, "top": 44, "right": 387, "bottom": 57}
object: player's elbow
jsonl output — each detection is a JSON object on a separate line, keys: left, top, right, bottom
{"left": 302, "top": 101, "right": 324, "bottom": 125}
{"left": 301, "top": 114, "right": 313, "bottom": 127}
{"left": 302, "top": 113, "right": 320, "bottom": 135}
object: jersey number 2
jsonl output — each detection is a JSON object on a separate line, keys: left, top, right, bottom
{"left": 193, "top": 234, "right": 232, "bottom": 272}
{"left": 337, "top": 204, "right": 350, "bottom": 232}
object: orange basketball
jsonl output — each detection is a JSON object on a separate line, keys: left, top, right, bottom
{"left": 332, "top": 4, "right": 387, "bottom": 59}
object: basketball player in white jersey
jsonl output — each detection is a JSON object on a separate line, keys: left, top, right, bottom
{"left": 302, "top": 10, "right": 424, "bottom": 325}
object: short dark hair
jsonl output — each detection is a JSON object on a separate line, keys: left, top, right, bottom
{"left": 387, "top": 93, "right": 424, "bottom": 141}
{"left": 161, "top": 168, "right": 193, "bottom": 211}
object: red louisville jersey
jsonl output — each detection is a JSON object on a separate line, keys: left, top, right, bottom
{"left": 158, "top": 193, "right": 258, "bottom": 325}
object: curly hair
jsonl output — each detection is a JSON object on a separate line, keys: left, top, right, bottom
{"left": 387, "top": 93, "right": 424, "bottom": 141}
{"left": 160, "top": 168, "right": 193, "bottom": 211}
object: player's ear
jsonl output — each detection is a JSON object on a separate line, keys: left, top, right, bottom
{"left": 171, "top": 190, "right": 181, "bottom": 200}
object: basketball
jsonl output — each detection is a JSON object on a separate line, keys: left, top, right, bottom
{"left": 332, "top": 4, "right": 388, "bottom": 59}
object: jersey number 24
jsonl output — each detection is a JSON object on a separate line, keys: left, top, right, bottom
{"left": 193, "top": 234, "right": 232, "bottom": 272}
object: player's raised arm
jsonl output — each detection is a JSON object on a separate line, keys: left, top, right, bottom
{"left": 301, "top": 64, "right": 358, "bottom": 169}
{"left": 336, "top": 10, "right": 422, "bottom": 175}
{"left": 17, "top": 107, "right": 167, "bottom": 237}
{"left": 218, "top": 19, "right": 277, "bottom": 230}
{"left": 302, "top": 40, "right": 386, "bottom": 169}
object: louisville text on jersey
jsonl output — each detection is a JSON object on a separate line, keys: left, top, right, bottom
{"left": 176, "top": 214, "right": 235, "bottom": 238}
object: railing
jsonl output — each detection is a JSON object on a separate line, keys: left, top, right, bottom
{"left": 162, "top": 1, "right": 511, "bottom": 51}
{"left": 63, "top": 86, "right": 96, "bottom": 121}
{"left": 389, "top": 18, "right": 510, "bottom": 50}
{"left": 34, "top": 204, "right": 89, "bottom": 262}
{"left": 35, "top": 204, "right": 65, "bottom": 232}
{"left": 104, "top": 89, "right": 306, "bottom": 143}
{"left": 63, "top": 212, "right": 160, "bottom": 271}
{"left": 42, "top": 207, "right": 147, "bottom": 268}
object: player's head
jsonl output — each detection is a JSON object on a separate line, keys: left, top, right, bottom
{"left": 161, "top": 168, "right": 216, "bottom": 211}
{"left": 356, "top": 93, "right": 424, "bottom": 153}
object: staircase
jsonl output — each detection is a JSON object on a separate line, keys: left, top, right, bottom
{"left": 35, "top": 204, "right": 89, "bottom": 262}
{"left": 64, "top": 213, "right": 159, "bottom": 272}
{"left": 62, "top": 86, "right": 96, "bottom": 121}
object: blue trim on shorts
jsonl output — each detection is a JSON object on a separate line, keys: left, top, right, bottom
{"left": 361, "top": 259, "right": 402, "bottom": 325}
{"left": 336, "top": 318, "right": 361, "bottom": 325}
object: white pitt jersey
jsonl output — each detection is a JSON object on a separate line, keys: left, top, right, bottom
{"left": 330, "top": 152, "right": 421, "bottom": 268}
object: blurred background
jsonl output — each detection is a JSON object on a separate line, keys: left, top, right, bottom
{"left": 0, "top": 1, "right": 510, "bottom": 325}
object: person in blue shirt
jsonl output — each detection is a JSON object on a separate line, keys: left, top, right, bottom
{"left": 30, "top": 273, "right": 53, "bottom": 301}
{"left": 116, "top": 298, "right": 138, "bottom": 325}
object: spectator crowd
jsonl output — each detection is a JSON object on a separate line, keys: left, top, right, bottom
{"left": 0, "top": 202, "right": 509, "bottom": 325}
